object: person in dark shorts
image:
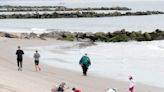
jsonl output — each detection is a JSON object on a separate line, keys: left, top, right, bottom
{"left": 79, "top": 53, "right": 91, "bottom": 76}
{"left": 34, "top": 50, "right": 41, "bottom": 71}
{"left": 16, "top": 46, "right": 24, "bottom": 71}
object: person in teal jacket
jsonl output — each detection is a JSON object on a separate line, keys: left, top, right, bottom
{"left": 79, "top": 53, "right": 91, "bottom": 76}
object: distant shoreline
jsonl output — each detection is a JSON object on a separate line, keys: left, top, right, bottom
{"left": 0, "top": 11, "right": 163, "bottom": 19}
{"left": 0, "top": 5, "right": 163, "bottom": 19}
{"left": 0, "top": 5, "right": 131, "bottom": 12}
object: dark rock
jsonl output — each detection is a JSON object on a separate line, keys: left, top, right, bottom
{"left": 20, "top": 33, "right": 29, "bottom": 39}
{"left": 29, "top": 32, "right": 38, "bottom": 39}
{"left": 85, "top": 32, "right": 94, "bottom": 37}
{"left": 75, "top": 32, "right": 85, "bottom": 38}
{"left": 155, "top": 29, "right": 163, "bottom": 33}
{"left": 39, "top": 31, "right": 63, "bottom": 40}
{"left": 85, "top": 32, "right": 96, "bottom": 41}
{"left": 63, "top": 32, "right": 75, "bottom": 41}
{"left": 120, "top": 29, "right": 126, "bottom": 33}
{"left": 0, "top": 32, "right": 18, "bottom": 38}
{"left": 0, "top": 32, "right": 6, "bottom": 37}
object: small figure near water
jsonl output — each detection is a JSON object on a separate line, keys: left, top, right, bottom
{"left": 79, "top": 53, "right": 91, "bottom": 76}
{"left": 16, "top": 46, "right": 24, "bottom": 71}
{"left": 33, "top": 50, "right": 41, "bottom": 72}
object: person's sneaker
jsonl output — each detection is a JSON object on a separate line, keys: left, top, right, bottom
{"left": 83, "top": 73, "right": 87, "bottom": 76}
{"left": 20, "top": 68, "right": 22, "bottom": 71}
{"left": 18, "top": 68, "right": 20, "bottom": 71}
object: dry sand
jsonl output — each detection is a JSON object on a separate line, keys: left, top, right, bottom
{"left": 0, "top": 37, "right": 163, "bottom": 92}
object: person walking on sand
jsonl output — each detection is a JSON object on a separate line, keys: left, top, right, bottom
{"left": 16, "top": 46, "right": 24, "bottom": 71}
{"left": 79, "top": 53, "right": 91, "bottom": 76}
{"left": 129, "top": 76, "right": 135, "bottom": 92}
{"left": 34, "top": 50, "right": 41, "bottom": 71}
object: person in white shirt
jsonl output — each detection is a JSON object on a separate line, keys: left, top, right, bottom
{"left": 129, "top": 76, "right": 135, "bottom": 92}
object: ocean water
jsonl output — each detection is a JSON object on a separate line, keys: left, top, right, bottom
{"left": 24, "top": 40, "right": 164, "bottom": 88}
{"left": 0, "top": 15, "right": 164, "bottom": 33}
{"left": 1, "top": 0, "right": 164, "bottom": 11}
{"left": 0, "top": 0, "right": 164, "bottom": 32}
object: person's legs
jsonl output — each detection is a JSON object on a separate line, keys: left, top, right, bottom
{"left": 58, "top": 87, "right": 64, "bottom": 92}
{"left": 84, "top": 65, "right": 88, "bottom": 75}
{"left": 37, "top": 61, "right": 41, "bottom": 71}
{"left": 131, "top": 87, "right": 134, "bottom": 92}
{"left": 35, "top": 65, "right": 38, "bottom": 71}
{"left": 82, "top": 64, "right": 88, "bottom": 76}
{"left": 35, "top": 60, "right": 38, "bottom": 71}
{"left": 129, "top": 87, "right": 134, "bottom": 92}
{"left": 17, "top": 60, "right": 20, "bottom": 71}
{"left": 82, "top": 65, "right": 85, "bottom": 75}
{"left": 35, "top": 60, "right": 40, "bottom": 71}
{"left": 20, "top": 60, "right": 22, "bottom": 71}
{"left": 38, "top": 65, "right": 41, "bottom": 71}
{"left": 85, "top": 66, "right": 88, "bottom": 75}
{"left": 17, "top": 59, "right": 22, "bottom": 71}
{"left": 20, "top": 61, "right": 22, "bottom": 68}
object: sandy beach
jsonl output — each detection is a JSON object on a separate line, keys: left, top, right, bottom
{"left": 0, "top": 37, "right": 163, "bottom": 92}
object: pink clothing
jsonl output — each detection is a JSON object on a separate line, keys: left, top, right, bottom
{"left": 75, "top": 89, "right": 81, "bottom": 92}
{"left": 129, "top": 78, "right": 135, "bottom": 92}
{"left": 129, "top": 87, "right": 134, "bottom": 92}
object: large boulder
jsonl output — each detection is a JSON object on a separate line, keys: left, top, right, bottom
{"left": 0, "top": 32, "right": 7, "bottom": 37}
{"left": 85, "top": 32, "right": 94, "bottom": 37}
{"left": 155, "top": 29, "right": 164, "bottom": 33}
{"left": 85, "top": 32, "right": 96, "bottom": 41}
{"left": 94, "top": 32, "right": 107, "bottom": 41}
{"left": 29, "top": 32, "right": 38, "bottom": 39}
{"left": 62, "top": 32, "right": 75, "bottom": 41}
{"left": 75, "top": 32, "right": 85, "bottom": 38}
{"left": 0, "top": 32, "right": 18, "bottom": 38}
{"left": 39, "top": 31, "right": 63, "bottom": 40}
{"left": 20, "top": 33, "right": 29, "bottom": 39}
{"left": 63, "top": 32, "right": 73, "bottom": 37}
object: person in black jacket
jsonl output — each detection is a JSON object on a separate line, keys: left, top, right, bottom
{"left": 16, "top": 46, "right": 24, "bottom": 71}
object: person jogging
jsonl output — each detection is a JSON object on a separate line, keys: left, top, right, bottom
{"left": 16, "top": 46, "right": 24, "bottom": 71}
{"left": 34, "top": 50, "right": 41, "bottom": 71}
{"left": 79, "top": 53, "right": 91, "bottom": 76}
